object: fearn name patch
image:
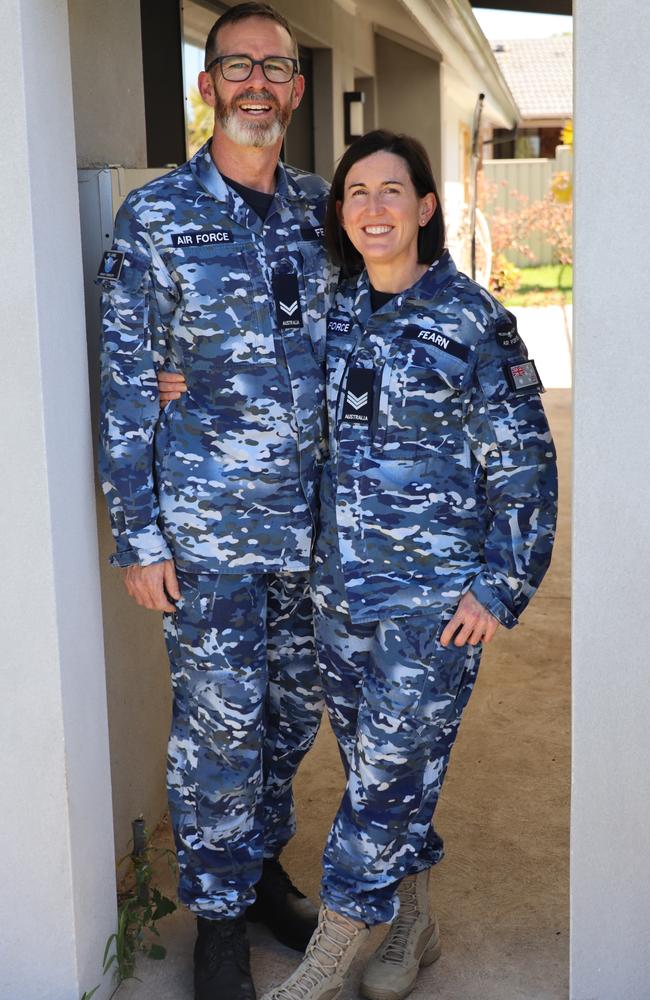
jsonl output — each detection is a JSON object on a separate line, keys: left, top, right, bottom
{"left": 171, "top": 230, "right": 233, "bottom": 246}
{"left": 401, "top": 325, "right": 470, "bottom": 362}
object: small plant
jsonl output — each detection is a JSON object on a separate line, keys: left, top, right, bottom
{"left": 489, "top": 253, "right": 521, "bottom": 301}
{"left": 81, "top": 818, "right": 177, "bottom": 999}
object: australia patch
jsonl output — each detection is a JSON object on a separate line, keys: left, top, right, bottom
{"left": 97, "top": 250, "right": 125, "bottom": 281}
{"left": 401, "top": 324, "right": 469, "bottom": 362}
{"left": 171, "top": 230, "right": 233, "bottom": 246}
{"left": 504, "top": 359, "right": 544, "bottom": 394}
{"left": 342, "top": 367, "right": 374, "bottom": 425}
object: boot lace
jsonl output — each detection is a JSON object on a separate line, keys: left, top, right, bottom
{"left": 377, "top": 877, "right": 419, "bottom": 965}
{"left": 272, "top": 912, "right": 360, "bottom": 1000}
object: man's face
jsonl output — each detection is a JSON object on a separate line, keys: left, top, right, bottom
{"left": 199, "top": 17, "right": 305, "bottom": 148}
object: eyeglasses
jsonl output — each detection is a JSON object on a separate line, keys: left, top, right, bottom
{"left": 206, "top": 54, "right": 299, "bottom": 84}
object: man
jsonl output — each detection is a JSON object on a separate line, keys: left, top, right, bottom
{"left": 97, "top": 5, "right": 336, "bottom": 998}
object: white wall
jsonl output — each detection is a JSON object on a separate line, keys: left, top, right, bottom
{"left": 69, "top": 0, "right": 147, "bottom": 167}
{"left": 375, "top": 33, "right": 442, "bottom": 181}
{"left": 0, "top": 2, "right": 115, "bottom": 998}
{"left": 571, "top": 1, "right": 650, "bottom": 997}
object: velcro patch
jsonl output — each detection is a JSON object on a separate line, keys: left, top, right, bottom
{"left": 327, "top": 316, "right": 352, "bottom": 335}
{"left": 272, "top": 271, "right": 303, "bottom": 329}
{"left": 342, "top": 368, "right": 374, "bottom": 425}
{"left": 300, "top": 225, "right": 326, "bottom": 242}
{"left": 504, "top": 359, "right": 544, "bottom": 394}
{"left": 495, "top": 313, "right": 522, "bottom": 351}
{"left": 401, "top": 324, "right": 470, "bottom": 362}
{"left": 171, "top": 230, "right": 233, "bottom": 246}
{"left": 97, "top": 250, "right": 125, "bottom": 281}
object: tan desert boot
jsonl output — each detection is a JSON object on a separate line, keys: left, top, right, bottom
{"left": 360, "top": 870, "right": 441, "bottom": 1000}
{"left": 262, "top": 905, "right": 369, "bottom": 1000}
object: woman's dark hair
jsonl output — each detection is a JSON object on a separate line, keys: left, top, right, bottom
{"left": 325, "top": 130, "right": 446, "bottom": 276}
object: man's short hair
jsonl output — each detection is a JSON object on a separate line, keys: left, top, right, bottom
{"left": 204, "top": 2, "right": 299, "bottom": 70}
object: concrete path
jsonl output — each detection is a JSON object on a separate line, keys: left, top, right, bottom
{"left": 115, "top": 389, "right": 571, "bottom": 1000}
{"left": 512, "top": 305, "right": 572, "bottom": 389}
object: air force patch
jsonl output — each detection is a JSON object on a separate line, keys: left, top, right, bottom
{"left": 97, "top": 250, "right": 125, "bottom": 281}
{"left": 171, "top": 230, "right": 233, "bottom": 246}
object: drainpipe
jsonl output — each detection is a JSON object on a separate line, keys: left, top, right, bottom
{"left": 470, "top": 92, "right": 485, "bottom": 280}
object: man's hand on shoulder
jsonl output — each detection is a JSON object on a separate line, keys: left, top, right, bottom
{"left": 123, "top": 560, "right": 181, "bottom": 612}
{"left": 440, "top": 590, "right": 500, "bottom": 648}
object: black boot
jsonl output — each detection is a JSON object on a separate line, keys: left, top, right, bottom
{"left": 194, "top": 915, "right": 256, "bottom": 1000}
{"left": 246, "top": 857, "right": 318, "bottom": 952}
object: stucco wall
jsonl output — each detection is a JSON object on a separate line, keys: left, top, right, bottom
{"left": 69, "top": 0, "right": 147, "bottom": 167}
{"left": 571, "top": 1, "right": 650, "bottom": 996}
{"left": 375, "top": 33, "right": 442, "bottom": 183}
{"left": 1, "top": 3, "right": 116, "bottom": 997}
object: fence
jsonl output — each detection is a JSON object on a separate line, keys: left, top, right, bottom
{"left": 482, "top": 145, "right": 572, "bottom": 267}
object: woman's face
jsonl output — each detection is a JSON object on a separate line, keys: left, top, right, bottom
{"left": 337, "top": 151, "right": 436, "bottom": 273}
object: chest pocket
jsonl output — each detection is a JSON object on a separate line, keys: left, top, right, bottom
{"left": 373, "top": 339, "right": 470, "bottom": 460}
{"left": 173, "top": 240, "right": 277, "bottom": 366}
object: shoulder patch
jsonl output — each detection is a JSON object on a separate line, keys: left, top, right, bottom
{"left": 97, "top": 250, "right": 125, "bottom": 282}
{"left": 494, "top": 311, "right": 522, "bottom": 351}
{"left": 503, "top": 359, "right": 544, "bottom": 395}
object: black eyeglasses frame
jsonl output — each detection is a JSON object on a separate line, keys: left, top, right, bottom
{"left": 205, "top": 54, "right": 300, "bottom": 83}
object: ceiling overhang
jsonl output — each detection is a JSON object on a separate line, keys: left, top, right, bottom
{"left": 471, "top": 1, "right": 572, "bottom": 14}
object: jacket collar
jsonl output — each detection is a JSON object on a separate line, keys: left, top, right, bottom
{"left": 349, "top": 250, "right": 458, "bottom": 327}
{"left": 190, "top": 140, "right": 294, "bottom": 202}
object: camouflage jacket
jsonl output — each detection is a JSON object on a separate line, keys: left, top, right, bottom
{"left": 312, "top": 251, "right": 558, "bottom": 625}
{"left": 97, "top": 142, "right": 335, "bottom": 573}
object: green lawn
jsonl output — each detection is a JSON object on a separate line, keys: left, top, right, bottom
{"left": 505, "top": 264, "right": 573, "bottom": 307}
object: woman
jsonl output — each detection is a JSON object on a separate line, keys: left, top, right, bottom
{"left": 159, "top": 130, "right": 557, "bottom": 1000}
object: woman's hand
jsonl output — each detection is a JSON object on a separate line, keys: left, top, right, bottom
{"left": 157, "top": 370, "right": 188, "bottom": 407}
{"left": 440, "top": 591, "right": 500, "bottom": 647}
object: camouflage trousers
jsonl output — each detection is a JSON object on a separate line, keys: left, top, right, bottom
{"left": 315, "top": 605, "right": 481, "bottom": 926}
{"left": 162, "top": 570, "right": 323, "bottom": 917}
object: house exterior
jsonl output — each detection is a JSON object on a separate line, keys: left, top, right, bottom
{"left": 484, "top": 33, "right": 572, "bottom": 157}
{"left": 3, "top": 1, "right": 650, "bottom": 998}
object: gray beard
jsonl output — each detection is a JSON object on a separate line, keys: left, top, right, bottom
{"left": 218, "top": 111, "right": 285, "bottom": 148}
{"left": 215, "top": 88, "right": 293, "bottom": 148}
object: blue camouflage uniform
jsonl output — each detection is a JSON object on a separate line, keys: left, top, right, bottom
{"left": 312, "top": 250, "right": 558, "bottom": 925}
{"left": 97, "top": 141, "right": 335, "bottom": 916}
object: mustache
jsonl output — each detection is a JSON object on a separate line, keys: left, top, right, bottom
{"left": 233, "top": 89, "right": 280, "bottom": 107}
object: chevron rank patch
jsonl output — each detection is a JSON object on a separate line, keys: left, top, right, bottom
{"left": 272, "top": 271, "right": 303, "bottom": 329}
{"left": 503, "top": 359, "right": 544, "bottom": 394}
{"left": 342, "top": 367, "right": 374, "bottom": 425}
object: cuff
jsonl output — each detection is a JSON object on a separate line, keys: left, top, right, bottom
{"left": 109, "top": 525, "right": 173, "bottom": 569}
{"left": 469, "top": 575, "right": 519, "bottom": 629}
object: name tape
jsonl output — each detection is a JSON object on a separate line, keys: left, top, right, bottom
{"left": 171, "top": 230, "right": 233, "bottom": 247}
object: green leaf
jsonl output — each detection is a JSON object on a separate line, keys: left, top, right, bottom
{"left": 148, "top": 943, "right": 167, "bottom": 961}
{"left": 151, "top": 889, "right": 177, "bottom": 920}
